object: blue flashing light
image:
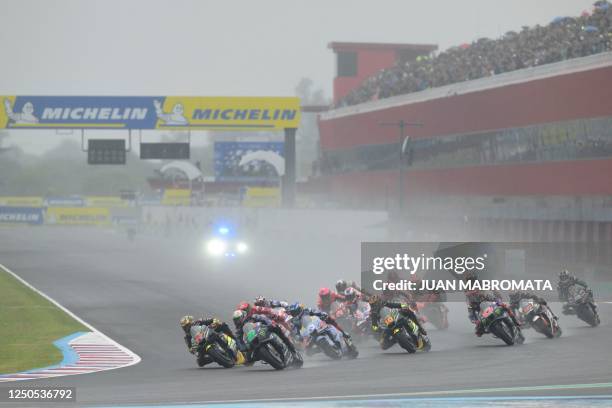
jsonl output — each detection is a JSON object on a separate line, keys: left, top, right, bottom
{"left": 218, "top": 226, "right": 230, "bottom": 235}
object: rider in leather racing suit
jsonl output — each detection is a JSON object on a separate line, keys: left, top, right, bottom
{"left": 466, "top": 290, "right": 521, "bottom": 337}
{"left": 368, "top": 295, "right": 428, "bottom": 349}
{"left": 509, "top": 291, "right": 558, "bottom": 321}
{"left": 179, "top": 315, "right": 237, "bottom": 366}
{"left": 286, "top": 303, "right": 351, "bottom": 339}
{"left": 317, "top": 287, "right": 345, "bottom": 313}
{"left": 557, "top": 270, "right": 596, "bottom": 314}
{"left": 234, "top": 303, "right": 301, "bottom": 362}
{"left": 286, "top": 303, "right": 357, "bottom": 356}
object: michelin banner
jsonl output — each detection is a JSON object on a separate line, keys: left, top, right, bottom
{"left": 1, "top": 96, "right": 300, "bottom": 131}
{"left": 0, "top": 206, "right": 44, "bottom": 225}
{"left": 0, "top": 196, "right": 44, "bottom": 207}
{"left": 46, "top": 207, "right": 110, "bottom": 226}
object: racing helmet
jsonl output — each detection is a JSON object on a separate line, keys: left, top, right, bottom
{"left": 179, "top": 315, "right": 194, "bottom": 329}
{"left": 368, "top": 294, "right": 380, "bottom": 306}
{"left": 287, "top": 302, "right": 304, "bottom": 316}
{"left": 344, "top": 287, "right": 357, "bottom": 302}
{"left": 254, "top": 296, "right": 267, "bottom": 307}
{"left": 318, "top": 287, "right": 331, "bottom": 300}
{"left": 237, "top": 302, "right": 251, "bottom": 312}
{"left": 336, "top": 279, "right": 348, "bottom": 293}
{"left": 232, "top": 310, "right": 247, "bottom": 327}
{"left": 559, "top": 270, "right": 570, "bottom": 281}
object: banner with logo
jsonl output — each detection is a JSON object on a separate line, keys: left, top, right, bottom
{"left": 85, "top": 196, "right": 128, "bottom": 208}
{"left": 0, "top": 206, "right": 44, "bottom": 225}
{"left": 1, "top": 96, "right": 300, "bottom": 131}
{"left": 242, "top": 187, "right": 281, "bottom": 208}
{"left": 45, "top": 196, "right": 85, "bottom": 207}
{"left": 46, "top": 207, "right": 110, "bottom": 226}
{"left": 214, "top": 141, "right": 284, "bottom": 182}
{"left": 0, "top": 196, "right": 44, "bottom": 207}
{"left": 162, "top": 189, "right": 191, "bottom": 206}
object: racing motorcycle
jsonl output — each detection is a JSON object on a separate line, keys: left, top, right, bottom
{"left": 518, "top": 299, "right": 562, "bottom": 338}
{"left": 332, "top": 301, "right": 372, "bottom": 341}
{"left": 478, "top": 301, "right": 524, "bottom": 346}
{"left": 242, "top": 321, "right": 302, "bottom": 370}
{"left": 379, "top": 306, "right": 431, "bottom": 353}
{"left": 299, "top": 315, "right": 358, "bottom": 360}
{"left": 191, "top": 324, "right": 244, "bottom": 368}
{"left": 565, "top": 285, "right": 600, "bottom": 327}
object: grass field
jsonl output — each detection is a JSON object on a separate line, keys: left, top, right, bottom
{"left": 0, "top": 266, "right": 87, "bottom": 374}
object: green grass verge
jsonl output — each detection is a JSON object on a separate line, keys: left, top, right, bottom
{"left": 0, "top": 266, "right": 88, "bottom": 374}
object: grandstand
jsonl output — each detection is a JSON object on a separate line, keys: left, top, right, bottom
{"left": 316, "top": 1, "right": 612, "bottom": 243}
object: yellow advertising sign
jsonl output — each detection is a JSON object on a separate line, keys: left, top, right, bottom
{"left": 46, "top": 207, "right": 110, "bottom": 225}
{"left": 157, "top": 97, "right": 301, "bottom": 131}
{"left": 86, "top": 196, "right": 128, "bottom": 208}
{"left": 0, "top": 196, "right": 43, "bottom": 207}
{"left": 243, "top": 187, "right": 280, "bottom": 208}
{"left": 162, "top": 189, "right": 191, "bottom": 206}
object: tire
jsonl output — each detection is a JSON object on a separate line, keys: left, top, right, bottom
{"left": 534, "top": 317, "right": 554, "bottom": 339}
{"left": 490, "top": 320, "right": 515, "bottom": 346}
{"left": 317, "top": 337, "right": 342, "bottom": 360}
{"left": 207, "top": 344, "right": 235, "bottom": 368}
{"left": 397, "top": 328, "right": 416, "bottom": 353}
{"left": 577, "top": 304, "right": 599, "bottom": 327}
{"left": 258, "top": 343, "right": 286, "bottom": 370}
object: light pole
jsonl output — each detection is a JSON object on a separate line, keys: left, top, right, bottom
{"left": 379, "top": 120, "right": 422, "bottom": 215}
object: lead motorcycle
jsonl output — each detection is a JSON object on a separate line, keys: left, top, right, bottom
{"left": 565, "top": 285, "right": 600, "bottom": 327}
{"left": 191, "top": 324, "right": 244, "bottom": 368}
{"left": 242, "top": 321, "right": 302, "bottom": 370}
{"left": 518, "top": 299, "right": 562, "bottom": 338}
{"left": 379, "top": 306, "right": 431, "bottom": 353}
{"left": 478, "top": 301, "right": 524, "bottom": 346}
{"left": 299, "top": 315, "right": 358, "bottom": 360}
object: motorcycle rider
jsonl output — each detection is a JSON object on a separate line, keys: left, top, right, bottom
{"left": 317, "top": 287, "right": 345, "bottom": 313}
{"left": 234, "top": 302, "right": 302, "bottom": 360}
{"left": 368, "top": 295, "right": 428, "bottom": 349}
{"left": 179, "top": 315, "right": 238, "bottom": 366}
{"left": 557, "top": 270, "right": 596, "bottom": 315}
{"left": 509, "top": 291, "right": 558, "bottom": 321}
{"left": 336, "top": 279, "right": 362, "bottom": 295}
{"left": 286, "top": 302, "right": 351, "bottom": 339}
{"left": 286, "top": 302, "right": 357, "bottom": 357}
{"left": 465, "top": 288, "right": 521, "bottom": 337}
{"left": 232, "top": 309, "right": 302, "bottom": 365}
{"left": 254, "top": 296, "right": 289, "bottom": 309}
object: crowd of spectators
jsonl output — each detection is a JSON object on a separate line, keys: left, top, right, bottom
{"left": 336, "top": 1, "right": 612, "bottom": 108}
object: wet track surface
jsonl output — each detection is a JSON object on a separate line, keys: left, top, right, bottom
{"left": 0, "top": 227, "right": 611, "bottom": 407}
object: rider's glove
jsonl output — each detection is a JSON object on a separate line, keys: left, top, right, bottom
{"left": 319, "top": 312, "right": 329, "bottom": 321}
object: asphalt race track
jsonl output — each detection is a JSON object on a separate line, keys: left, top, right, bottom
{"left": 1, "top": 227, "right": 611, "bottom": 407}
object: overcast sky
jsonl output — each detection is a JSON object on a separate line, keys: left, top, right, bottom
{"left": 0, "top": 0, "right": 596, "bottom": 154}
